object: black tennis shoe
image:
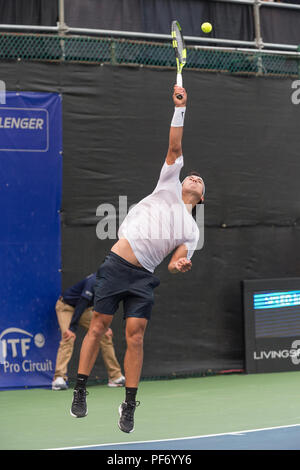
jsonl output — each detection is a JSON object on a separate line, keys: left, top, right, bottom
{"left": 118, "top": 400, "right": 140, "bottom": 433}
{"left": 70, "top": 387, "right": 89, "bottom": 418}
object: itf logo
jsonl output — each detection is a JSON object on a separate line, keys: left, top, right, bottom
{"left": 0, "top": 327, "right": 52, "bottom": 374}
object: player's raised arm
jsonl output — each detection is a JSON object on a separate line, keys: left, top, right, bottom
{"left": 165, "top": 85, "right": 187, "bottom": 166}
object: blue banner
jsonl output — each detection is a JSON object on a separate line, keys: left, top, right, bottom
{"left": 0, "top": 92, "right": 62, "bottom": 389}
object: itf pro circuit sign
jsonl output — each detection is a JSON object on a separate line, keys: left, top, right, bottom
{"left": 243, "top": 278, "right": 300, "bottom": 374}
{"left": 0, "top": 92, "right": 62, "bottom": 389}
{"left": 0, "top": 328, "right": 53, "bottom": 377}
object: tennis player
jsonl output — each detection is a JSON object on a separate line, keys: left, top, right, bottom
{"left": 70, "top": 85, "right": 205, "bottom": 433}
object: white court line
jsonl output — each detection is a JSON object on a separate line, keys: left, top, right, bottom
{"left": 47, "top": 423, "right": 300, "bottom": 450}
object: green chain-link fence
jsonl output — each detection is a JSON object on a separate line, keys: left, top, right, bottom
{"left": 0, "top": 33, "right": 299, "bottom": 78}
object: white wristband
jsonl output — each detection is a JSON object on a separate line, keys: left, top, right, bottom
{"left": 171, "top": 106, "right": 186, "bottom": 127}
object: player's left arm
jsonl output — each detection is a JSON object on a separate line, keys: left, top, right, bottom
{"left": 166, "top": 85, "right": 187, "bottom": 166}
{"left": 168, "top": 244, "right": 192, "bottom": 274}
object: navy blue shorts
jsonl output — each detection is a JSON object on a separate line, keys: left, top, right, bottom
{"left": 93, "top": 252, "right": 160, "bottom": 320}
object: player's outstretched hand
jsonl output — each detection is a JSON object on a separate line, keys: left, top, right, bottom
{"left": 174, "top": 257, "right": 192, "bottom": 273}
{"left": 173, "top": 85, "right": 187, "bottom": 107}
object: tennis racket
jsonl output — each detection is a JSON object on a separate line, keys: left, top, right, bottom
{"left": 171, "top": 20, "right": 187, "bottom": 100}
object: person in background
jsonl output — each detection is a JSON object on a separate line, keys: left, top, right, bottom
{"left": 52, "top": 273, "right": 125, "bottom": 390}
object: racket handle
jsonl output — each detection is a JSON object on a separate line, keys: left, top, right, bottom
{"left": 176, "top": 73, "right": 183, "bottom": 100}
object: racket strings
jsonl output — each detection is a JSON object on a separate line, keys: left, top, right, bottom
{"left": 171, "top": 22, "right": 186, "bottom": 65}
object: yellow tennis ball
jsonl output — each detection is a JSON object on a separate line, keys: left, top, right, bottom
{"left": 201, "top": 22, "right": 212, "bottom": 34}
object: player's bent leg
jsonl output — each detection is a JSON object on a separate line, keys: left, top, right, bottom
{"left": 124, "top": 317, "right": 148, "bottom": 387}
{"left": 118, "top": 317, "right": 147, "bottom": 433}
{"left": 70, "top": 311, "right": 113, "bottom": 418}
{"left": 78, "top": 310, "right": 113, "bottom": 376}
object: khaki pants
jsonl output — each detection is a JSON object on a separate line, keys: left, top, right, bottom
{"left": 54, "top": 299, "right": 123, "bottom": 382}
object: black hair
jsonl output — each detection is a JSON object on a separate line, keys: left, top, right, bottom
{"left": 188, "top": 171, "right": 202, "bottom": 178}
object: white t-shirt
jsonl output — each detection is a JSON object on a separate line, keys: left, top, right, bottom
{"left": 118, "top": 156, "right": 200, "bottom": 273}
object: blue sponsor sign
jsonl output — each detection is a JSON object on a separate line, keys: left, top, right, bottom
{"left": 0, "top": 107, "right": 49, "bottom": 152}
{"left": 0, "top": 92, "right": 62, "bottom": 389}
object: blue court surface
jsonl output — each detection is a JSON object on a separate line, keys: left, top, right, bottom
{"left": 58, "top": 424, "right": 300, "bottom": 450}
